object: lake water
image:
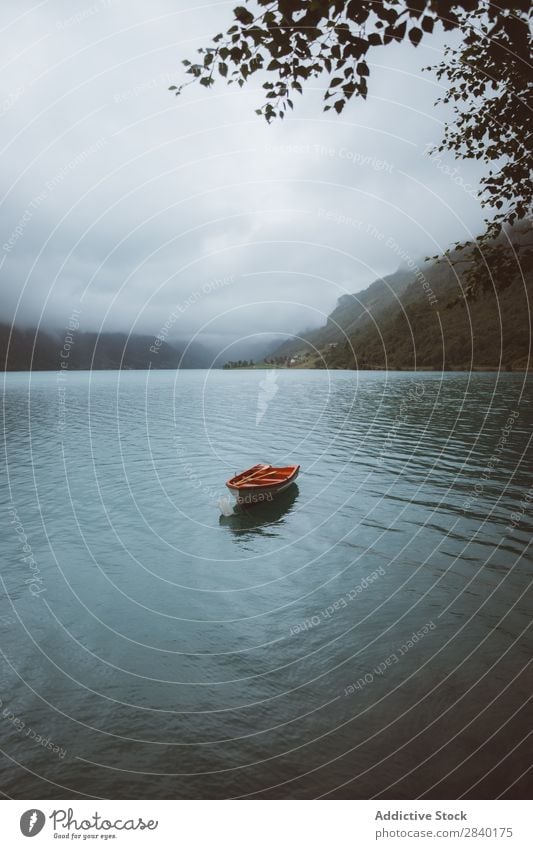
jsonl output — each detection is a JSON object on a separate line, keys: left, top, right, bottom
{"left": 1, "top": 369, "right": 532, "bottom": 799}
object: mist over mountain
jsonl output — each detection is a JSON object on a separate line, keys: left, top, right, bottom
{"left": 0, "top": 323, "right": 286, "bottom": 371}
{"left": 4, "top": 224, "right": 530, "bottom": 374}
{"left": 0, "top": 326, "right": 213, "bottom": 371}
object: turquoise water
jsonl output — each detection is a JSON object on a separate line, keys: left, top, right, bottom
{"left": 1, "top": 369, "right": 532, "bottom": 798}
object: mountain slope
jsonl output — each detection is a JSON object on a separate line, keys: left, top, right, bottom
{"left": 270, "top": 223, "right": 532, "bottom": 370}
{"left": 0, "top": 326, "right": 213, "bottom": 371}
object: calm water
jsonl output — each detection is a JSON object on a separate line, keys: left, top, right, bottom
{"left": 1, "top": 369, "right": 532, "bottom": 799}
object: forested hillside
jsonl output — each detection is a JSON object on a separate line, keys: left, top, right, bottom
{"left": 270, "top": 224, "right": 532, "bottom": 371}
{"left": 0, "top": 326, "right": 211, "bottom": 371}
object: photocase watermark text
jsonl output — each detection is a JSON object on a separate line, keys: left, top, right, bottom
{"left": 6, "top": 503, "right": 45, "bottom": 597}
{"left": 267, "top": 143, "right": 394, "bottom": 173}
{"left": 2, "top": 140, "right": 107, "bottom": 255}
{"left": 463, "top": 410, "right": 519, "bottom": 512}
{"left": 377, "top": 382, "right": 425, "bottom": 465}
{"left": 150, "top": 276, "right": 234, "bottom": 355}
{"left": 344, "top": 620, "right": 436, "bottom": 695}
{"left": 290, "top": 566, "right": 385, "bottom": 635}
{"left": 0, "top": 697, "right": 66, "bottom": 760}
{"left": 57, "top": 308, "right": 82, "bottom": 434}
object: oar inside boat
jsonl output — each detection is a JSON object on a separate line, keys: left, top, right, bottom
{"left": 226, "top": 463, "right": 300, "bottom": 504}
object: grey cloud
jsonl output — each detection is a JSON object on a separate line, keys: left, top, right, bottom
{"left": 0, "top": 1, "right": 492, "bottom": 354}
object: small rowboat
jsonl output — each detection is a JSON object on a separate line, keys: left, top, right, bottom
{"left": 226, "top": 463, "right": 300, "bottom": 504}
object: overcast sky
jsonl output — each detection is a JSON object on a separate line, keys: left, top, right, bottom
{"left": 0, "top": 0, "right": 493, "bottom": 349}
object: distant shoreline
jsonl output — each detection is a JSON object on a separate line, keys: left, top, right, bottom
{"left": 219, "top": 363, "right": 532, "bottom": 373}
{"left": 2, "top": 366, "right": 531, "bottom": 375}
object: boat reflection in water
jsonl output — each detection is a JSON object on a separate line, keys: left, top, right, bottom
{"left": 219, "top": 484, "right": 299, "bottom": 539}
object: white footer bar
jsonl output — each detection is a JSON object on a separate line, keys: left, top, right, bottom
{"left": 2, "top": 799, "right": 530, "bottom": 848}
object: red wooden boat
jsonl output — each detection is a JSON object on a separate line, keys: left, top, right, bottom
{"left": 226, "top": 463, "right": 300, "bottom": 504}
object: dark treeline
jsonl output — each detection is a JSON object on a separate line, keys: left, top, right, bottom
{"left": 0, "top": 326, "right": 212, "bottom": 371}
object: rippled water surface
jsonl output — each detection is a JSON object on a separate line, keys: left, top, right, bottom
{"left": 1, "top": 369, "right": 532, "bottom": 798}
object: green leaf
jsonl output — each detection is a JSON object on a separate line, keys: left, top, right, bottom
{"left": 219, "top": 62, "right": 228, "bottom": 77}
